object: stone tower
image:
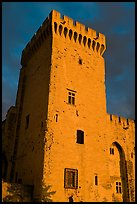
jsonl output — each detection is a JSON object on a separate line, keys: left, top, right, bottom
{"left": 2, "top": 10, "right": 135, "bottom": 202}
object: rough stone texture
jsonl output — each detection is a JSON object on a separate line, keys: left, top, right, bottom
{"left": 2, "top": 10, "right": 135, "bottom": 202}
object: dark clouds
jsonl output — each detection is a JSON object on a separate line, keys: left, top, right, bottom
{"left": 2, "top": 2, "right": 135, "bottom": 120}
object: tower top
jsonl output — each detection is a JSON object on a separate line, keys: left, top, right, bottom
{"left": 21, "top": 10, "right": 106, "bottom": 66}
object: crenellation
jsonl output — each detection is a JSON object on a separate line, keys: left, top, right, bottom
{"left": 108, "top": 113, "right": 134, "bottom": 128}
{"left": 63, "top": 15, "right": 74, "bottom": 26}
{"left": 87, "top": 27, "right": 96, "bottom": 38}
{"left": 21, "top": 10, "right": 106, "bottom": 66}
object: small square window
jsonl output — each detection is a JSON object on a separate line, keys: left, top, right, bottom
{"left": 64, "top": 168, "right": 78, "bottom": 189}
{"left": 77, "top": 130, "right": 84, "bottom": 144}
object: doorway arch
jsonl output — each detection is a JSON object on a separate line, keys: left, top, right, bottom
{"left": 112, "top": 142, "right": 129, "bottom": 202}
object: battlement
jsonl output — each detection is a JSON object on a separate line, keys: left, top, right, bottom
{"left": 21, "top": 10, "right": 106, "bottom": 66}
{"left": 107, "top": 113, "right": 135, "bottom": 129}
{"left": 21, "top": 14, "right": 52, "bottom": 66}
{"left": 52, "top": 10, "right": 106, "bottom": 56}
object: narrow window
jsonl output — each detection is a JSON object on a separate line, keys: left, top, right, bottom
{"left": 95, "top": 175, "right": 98, "bottom": 185}
{"left": 64, "top": 168, "right": 78, "bottom": 189}
{"left": 55, "top": 114, "right": 58, "bottom": 122}
{"left": 25, "top": 114, "right": 30, "bottom": 129}
{"left": 67, "top": 90, "right": 76, "bottom": 105}
{"left": 118, "top": 117, "right": 121, "bottom": 123}
{"left": 116, "top": 182, "right": 122, "bottom": 193}
{"left": 79, "top": 58, "right": 82, "bottom": 65}
{"left": 110, "top": 148, "right": 114, "bottom": 155}
{"left": 127, "top": 119, "right": 129, "bottom": 125}
{"left": 77, "top": 130, "right": 84, "bottom": 144}
{"left": 110, "top": 114, "right": 112, "bottom": 121}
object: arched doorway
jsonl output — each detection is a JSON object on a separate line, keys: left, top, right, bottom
{"left": 112, "top": 142, "right": 129, "bottom": 202}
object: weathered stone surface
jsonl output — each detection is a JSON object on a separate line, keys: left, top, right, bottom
{"left": 2, "top": 10, "right": 135, "bottom": 202}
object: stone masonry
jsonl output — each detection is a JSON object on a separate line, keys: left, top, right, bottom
{"left": 2, "top": 10, "right": 135, "bottom": 202}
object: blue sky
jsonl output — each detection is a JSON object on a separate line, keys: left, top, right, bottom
{"left": 2, "top": 2, "right": 135, "bottom": 120}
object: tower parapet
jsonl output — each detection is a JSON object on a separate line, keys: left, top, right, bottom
{"left": 107, "top": 113, "right": 135, "bottom": 129}
{"left": 52, "top": 10, "right": 106, "bottom": 56}
{"left": 21, "top": 10, "right": 106, "bottom": 66}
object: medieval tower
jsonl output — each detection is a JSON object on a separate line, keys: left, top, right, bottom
{"left": 2, "top": 10, "right": 135, "bottom": 202}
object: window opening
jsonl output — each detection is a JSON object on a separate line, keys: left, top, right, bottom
{"left": 55, "top": 114, "right": 58, "bottom": 122}
{"left": 118, "top": 117, "right": 121, "bottom": 123}
{"left": 110, "top": 114, "right": 112, "bottom": 121}
{"left": 110, "top": 148, "right": 114, "bottom": 155}
{"left": 95, "top": 175, "right": 98, "bottom": 185}
{"left": 127, "top": 119, "right": 129, "bottom": 125}
{"left": 79, "top": 58, "right": 82, "bottom": 65}
{"left": 116, "top": 182, "right": 122, "bottom": 193}
{"left": 25, "top": 114, "right": 30, "bottom": 129}
{"left": 67, "top": 90, "right": 76, "bottom": 105}
{"left": 77, "top": 130, "right": 84, "bottom": 144}
{"left": 64, "top": 168, "right": 78, "bottom": 189}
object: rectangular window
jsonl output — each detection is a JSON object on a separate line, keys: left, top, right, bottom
{"left": 77, "top": 130, "right": 84, "bottom": 144}
{"left": 116, "top": 182, "right": 122, "bottom": 193}
{"left": 95, "top": 175, "right": 98, "bottom": 185}
{"left": 110, "top": 148, "right": 114, "bottom": 155}
{"left": 25, "top": 114, "right": 30, "bottom": 129}
{"left": 67, "top": 89, "right": 76, "bottom": 105}
{"left": 64, "top": 168, "right": 78, "bottom": 189}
